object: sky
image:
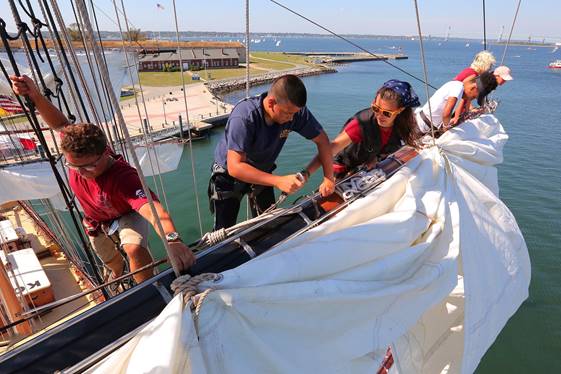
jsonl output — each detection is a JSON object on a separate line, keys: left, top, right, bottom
{"left": 1, "top": 0, "right": 559, "bottom": 42}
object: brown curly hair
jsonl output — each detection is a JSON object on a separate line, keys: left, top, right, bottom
{"left": 60, "top": 123, "right": 107, "bottom": 156}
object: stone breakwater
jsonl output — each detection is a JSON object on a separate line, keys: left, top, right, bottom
{"left": 205, "top": 66, "right": 337, "bottom": 95}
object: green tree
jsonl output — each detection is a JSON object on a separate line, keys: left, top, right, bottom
{"left": 125, "top": 28, "right": 145, "bottom": 42}
{"left": 67, "top": 23, "right": 81, "bottom": 42}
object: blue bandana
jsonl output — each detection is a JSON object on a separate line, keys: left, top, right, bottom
{"left": 381, "top": 79, "right": 421, "bottom": 108}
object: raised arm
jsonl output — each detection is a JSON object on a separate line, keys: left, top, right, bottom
{"left": 9, "top": 75, "right": 70, "bottom": 130}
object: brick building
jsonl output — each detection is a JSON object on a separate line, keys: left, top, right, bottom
{"left": 138, "top": 48, "right": 240, "bottom": 72}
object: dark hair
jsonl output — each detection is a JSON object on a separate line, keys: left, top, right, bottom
{"left": 60, "top": 123, "right": 107, "bottom": 156}
{"left": 269, "top": 74, "right": 307, "bottom": 107}
{"left": 376, "top": 87, "right": 420, "bottom": 146}
{"left": 476, "top": 70, "right": 498, "bottom": 106}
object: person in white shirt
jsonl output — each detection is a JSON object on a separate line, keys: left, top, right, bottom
{"left": 415, "top": 79, "right": 479, "bottom": 134}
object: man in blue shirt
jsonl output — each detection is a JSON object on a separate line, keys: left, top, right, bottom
{"left": 209, "top": 74, "right": 334, "bottom": 229}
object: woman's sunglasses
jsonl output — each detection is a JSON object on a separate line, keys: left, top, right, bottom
{"left": 371, "top": 103, "right": 402, "bottom": 118}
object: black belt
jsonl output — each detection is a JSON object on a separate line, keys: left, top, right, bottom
{"left": 419, "top": 111, "right": 442, "bottom": 133}
{"left": 419, "top": 110, "right": 432, "bottom": 127}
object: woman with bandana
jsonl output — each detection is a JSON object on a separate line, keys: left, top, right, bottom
{"left": 305, "top": 80, "right": 421, "bottom": 180}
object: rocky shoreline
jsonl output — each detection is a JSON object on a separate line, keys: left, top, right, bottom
{"left": 205, "top": 66, "right": 337, "bottom": 95}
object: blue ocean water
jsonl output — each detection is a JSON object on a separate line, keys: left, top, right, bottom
{"left": 148, "top": 37, "right": 560, "bottom": 371}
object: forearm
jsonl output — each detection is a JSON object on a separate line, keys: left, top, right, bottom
{"left": 315, "top": 138, "right": 334, "bottom": 180}
{"left": 140, "top": 202, "right": 176, "bottom": 238}
{"left": 29, "top": 92, "right": 70, "bottom": 130}
{"left": 306, "top": 132, "right": 349, "bottom": 175}
{"left": 304, "top": 155, "right": 322, "bottom": 175}
{"left": 228, "top": 162, "right": 279, "bottom": 187}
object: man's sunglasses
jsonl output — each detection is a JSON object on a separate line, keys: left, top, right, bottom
{"left": 64, "top": 153, "right": 104, "bottom": 171}
{"left": 371, "top": 103, "right": 402, "bottom": 118}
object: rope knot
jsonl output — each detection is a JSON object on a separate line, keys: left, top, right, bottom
{"left": 171, "top": 273, "right": 222, "bottom": 322}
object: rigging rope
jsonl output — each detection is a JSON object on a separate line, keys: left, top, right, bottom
{"left": 73, "top": 0, "right": 184, "bottom": 276}
{"left": 0, "top": 11, "right": 106, "bottom": 290}
{"left": 245, "top": 0, "right": 251, "bottom": 221}
{"left": 268, "top": 0, "right": 436, "bottom": 89}
{"left": 171, "top": 0, "right": 204, "bottom": 236}
{"left": 245, "top": 0, "right": 250, "bottom": 98}
{"left": 89, "top": 0, "right": 127, "bottom": 157}
{"left": 412, "top": 0, "right": 437, "bottom": 146}
{"left": 48, "top": 0, "right": 101, "bottom": 125}
{"left": 500, "top": 0, "right": 522, "bottom": 65}
{"left": 39, "top": 0, "right": 89, "bottom": 122}
{"left": 110, "top": 0, "right": 166, "bottom": 206}
{"left": 68, "top": 0, "right": 107, "bottom": 130}
{"left": 117, "top": 0, "right": 170, "bottom": 212}
{"left": 482, "top": 0, "right": 487, "bottom": 50}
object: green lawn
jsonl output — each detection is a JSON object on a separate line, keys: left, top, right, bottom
{"left": 249, "top": 56, "right": 296, "bottom": 70}
{"left": 138, "top": 53, "right": 318, "bottom": 87}
{"left": 139, "top": 72, "right": 203, "bottom": 87}
{"left": 200, "top": 67, "right": 263, "bottom": 81}
{"left": 251, "top": 52, "right": 315, "bottom": 66}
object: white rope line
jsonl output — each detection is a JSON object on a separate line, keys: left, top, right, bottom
{"left": 111, "top": 0, "right": 164, "bottom": 205}
{"left": 73, "top": 0, "right": 182, "bottom": 276}
{"left": 37, "top": 0, "right": 85, "bottom": 122}
{"left": 412, "top": 0, "right": 437, "bottom": 147}
{"left": 74, "top": 1, "right": 118, "bottom": 143}
{"left": 49, "top": 0, "right": 101, "bottom": 125}
{"left": 245, "top": 0, "right": 251, "bottom": 221}
{"left": 171, "top": 0, "right": 204, "bottom": 236}
{"left": 500, "top": 0, "right": 522, "bottom": 65}
{"left": 245, "top": 0, "right": 250, "bottom": 98}
{"left": 116, "top": 0, "right": 170, "bottom": 211}
{"left": 170, "top": 272, "right": 221, "bottom": 330}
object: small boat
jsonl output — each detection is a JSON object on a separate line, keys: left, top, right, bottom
{"left": 275, "top": 40, "right": 281, "bottom": 47}
{"left": 465, "top": 42, "right": 470, "bottom": 47}
{"left": 548, "top": 60, "right": 561, "bottom": 69}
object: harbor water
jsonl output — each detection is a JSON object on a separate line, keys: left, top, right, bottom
{"left": 97, "top": 37, "right": 561, "bottom": 371}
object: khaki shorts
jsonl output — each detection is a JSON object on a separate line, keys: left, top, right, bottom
{"left": 89, "top": 210, "right": 149, "bottom": 264}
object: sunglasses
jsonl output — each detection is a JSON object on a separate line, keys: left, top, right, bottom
{"left": 65, "top": 153, "right": 105, "bottom": 171}
{"left": 371, "top": 103, "right": 402, "bottom": 118}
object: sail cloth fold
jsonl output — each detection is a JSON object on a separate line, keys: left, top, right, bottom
{"left": 126, "top": 142, "right": 184, "bottom": 177}
{"left": 90, "top": 114, "right": 530, "bottom": 374}
{"left": 0, "top": 142, "right": 183, "bottom": 206}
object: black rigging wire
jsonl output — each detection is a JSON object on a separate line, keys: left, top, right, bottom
{"left": 0, "top": 13, "right": 106, "bottom": 292}
{"left": 89, "top": 0, "right": 128, "bottom": 158}
{"left": 267, "top": 0, "right": 436, "bottom": 89}
{"left": 22, "top": 0, "right": 75, "bottom": 122}
{"left": 68, "top": 0, "right": 112, "bottom": 134}
{"left": 40, "top": 0, "right": 91, "bottom": 122}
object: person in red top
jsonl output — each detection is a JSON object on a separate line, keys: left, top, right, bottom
{"left": 452, "top": 50, "right": 496, "bottom": 124}
{"left": 10, "top": 75, "right": 195, "bottom": 284}
{"left": 305, "top": 80, "right": 420, "bottom": 180}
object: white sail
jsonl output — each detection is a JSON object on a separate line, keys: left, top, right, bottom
{"left": 90, "top": 115, "right": 530, "bottom": 374}
{"left": 0, "top": 142, "right": 183, "bottom": 206}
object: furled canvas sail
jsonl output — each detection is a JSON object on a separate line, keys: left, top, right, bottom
{"left": 126, "top": 142, "right": 184, "bottom": 177}
{"left": 87, "top": 115, "right": 531, "bottom": 373}
{"left": 0, "top": 142, "right": 183, "bottom": 206}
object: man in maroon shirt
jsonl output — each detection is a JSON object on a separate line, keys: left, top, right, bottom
{"left": 10, "top": 75, "right": 195, "bottom": 283}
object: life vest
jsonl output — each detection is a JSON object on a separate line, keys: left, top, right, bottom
{"left": 333, "top": 107, "right": 403, "bottom": 175}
